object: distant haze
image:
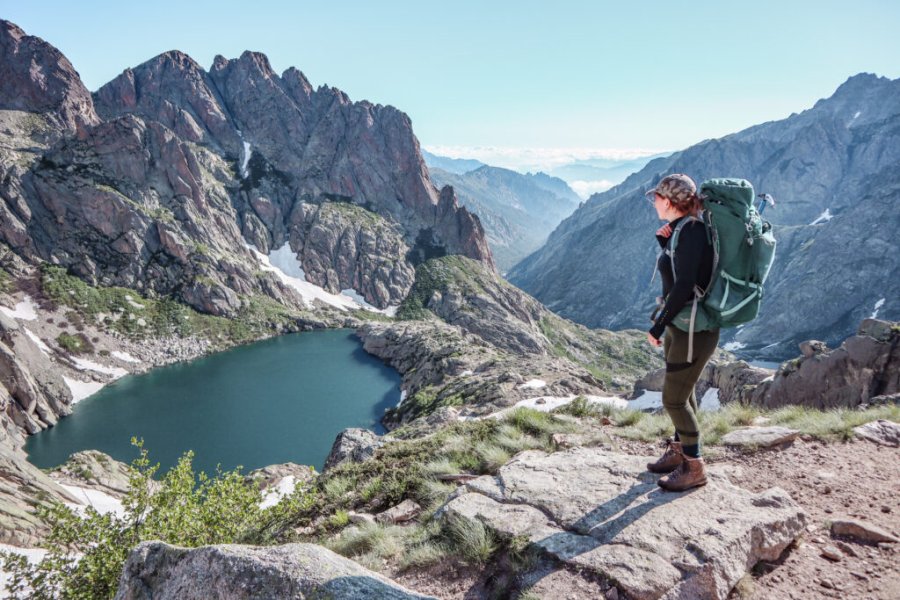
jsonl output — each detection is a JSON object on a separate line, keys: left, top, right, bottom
{"left": 425, "top": 146, "right": 668, "bottom": 199}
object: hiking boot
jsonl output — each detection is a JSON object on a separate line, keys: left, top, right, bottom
{"left": 646, "top": 439, "right": 684, "bottom": 473}
{"left": 657, "top": 455, "right": 707, "bottom": 492}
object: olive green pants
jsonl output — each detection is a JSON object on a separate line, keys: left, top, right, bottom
{"left": 662, "top": 325, "right": 720, "bottom": 450}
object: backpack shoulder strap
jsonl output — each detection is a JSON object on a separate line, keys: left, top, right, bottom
{"left": 667, "top": 215, "right": 701, "bottom": 277}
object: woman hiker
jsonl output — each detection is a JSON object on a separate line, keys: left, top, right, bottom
{"left": 644, "top": 173, "right": 719, "bottom": 492}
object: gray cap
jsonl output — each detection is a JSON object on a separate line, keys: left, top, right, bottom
{"left": 645, "top": 174, "right": 697, "bottom": 204}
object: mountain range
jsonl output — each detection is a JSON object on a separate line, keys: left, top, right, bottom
{"left": 427, "top": 164, "right": 580, "bottom": 271}
{"left": 0, "top": 19, "right": 493, "bottom": 317}
{"left": 508, "top": 73, "right": 900, "bottom": 359}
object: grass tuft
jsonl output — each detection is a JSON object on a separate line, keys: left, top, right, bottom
{"left": 441, "top": 514, "right": 498, "bottom": 565}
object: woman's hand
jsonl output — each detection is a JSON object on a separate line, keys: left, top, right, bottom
{"left": 647, "top": 332, "right": 662, "bottom": 347}
{"left": 656, "top": 223, "right": 673, "bottom": 238}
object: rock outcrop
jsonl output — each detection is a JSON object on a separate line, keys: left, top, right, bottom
{"left": 726, "top": 318, "right": 899, "bottom": 409}
{"left": 323, "top": 428, "right": 385, "bottom": 471}
{"left": 852, "top": 419, "right": 900, "bottom": 447}
{"left": 48, "top": 450, "right": 133, "bottom": 497}
{"left": 440, "top": 447, "right": 806, "bottom": 600}
{"left": 114, "top": 541, "right": 437, "bottom": 599}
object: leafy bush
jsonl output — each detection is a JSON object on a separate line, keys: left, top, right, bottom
{"left": 56, "top": 332, "right": 94, "bottom": 354}
{"left": 0, "top": 439, "right": 264, "bottom": 599}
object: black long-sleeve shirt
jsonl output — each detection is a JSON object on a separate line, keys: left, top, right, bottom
{"left": 649, "top": 216, "right": 714, "bottom": 340}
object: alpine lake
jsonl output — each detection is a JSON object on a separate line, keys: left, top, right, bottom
{"left": 25, "top": 329, "right": 401, "bottom": 475}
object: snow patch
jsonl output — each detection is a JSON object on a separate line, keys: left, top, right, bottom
{"left": 340, "top": 288, "right": 398, "bottom": 316}
{"left": 240, "top": 141, "right": 252, "bottom": 179}
{"left": 259, "top": 476, "right": 296, "bottom": 510}
{"left": 809, "top": 208, "right": 834, "bottom": 225}
{"left": 760, "top": 342, "right": 780, "bottom": 351}
{"left": 70, "top": 357, "right": 129, "bottom": 378}
{"left": 111, "top": 350, "right": 140, "bottom": 363}
{"left": 251, "top": 244, "right": 396, "bottom": 314}
{"left": 870, "top": 297, "right": 886, "bottom": 319}
{"left": 723, "top": 341, "right": 746, "bottom": 352}
{"left": 24, "top": 328, "right": 51, "bottom": 356}
{"left": 851, "top": 110, "right": 861, "bottom": 121}
{"left": 124, "top": 294, "right": 144, "bottom": 309}
{"left": 460, "top": 370, "right": 474, "bottom": 376}
{"left": 519, "top": 379, "right": 547, "bottom": 390}
{"left": 486, "top": 394, "right": 627, "bottom": 419}
{"left": 629, "top": 389, "right": 720, "bottom": 412}
{"left": 60, "top": 484, "right": 125, "bottom": 518}
{"left": 0, "top": 543, "right": 48, "bottom": 595}
{"left": 0, "top": 296, "right": 38, "bottom": 321}
{"left": 63, "top": 377, "right": 105, "bottom": 403}
{"left": 397, "top": 389, "right": 407, "bottom": 408}
{"left": 700, "top": 387, "right": 721, "bottom": 411}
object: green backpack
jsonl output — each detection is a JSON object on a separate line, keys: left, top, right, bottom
{"left": 668, "top": 178, "right": 776, "bottom": 361}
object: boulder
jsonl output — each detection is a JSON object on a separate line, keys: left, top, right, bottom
{"left": 375, "top": 499, "right": 421, "bottom": 524}
{"left": 439, "top": 447, "right": 806, "bottom": 600}
{"left": 113, "top": 541, "right": 436, "bottom": 599}
{"left": 830, "top": 519, "right": 899, "bottom": 544}
{"left": 720, "top": 426, "right": 801, "bottom": 448}
{"left": 852, "top": 419, "right": 900, "bottom": 447}
{"left": 323, "top": 428, "right": 384, "bottom": 471}
{"left": 799, "top": 340, "right": 828, "bottom": 358}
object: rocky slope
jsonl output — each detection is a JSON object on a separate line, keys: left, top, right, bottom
{"left": 429, "top": 165, "right": 580, "bottom": 271}
{"left": 509, "top": 74, "right": 900, "bottom": 359}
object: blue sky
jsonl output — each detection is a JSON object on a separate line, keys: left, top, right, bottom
{"left": 3, "top": 1, "right": 899, "bottom": 168}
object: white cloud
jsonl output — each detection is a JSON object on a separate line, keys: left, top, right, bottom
{"left": 569, "top": 180, "right": 615, "bottom": 199}
{"left": 423, "top": 145, "right": 665, "bottom": 173}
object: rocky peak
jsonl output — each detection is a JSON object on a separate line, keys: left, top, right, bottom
{"left": 810, "top": 72, "right": 900, "bottom": 126}
{"left": 94, "top": 49, "right": 240, "bottom": 154}
{"left": 281, "top": 66, "right": 313, "bottom": 102}
{"left": 0, "top": 19, "right": 99, "bottom": 135}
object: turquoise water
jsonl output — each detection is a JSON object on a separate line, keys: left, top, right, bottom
{"left": 25, "top": 330, "right": 399, "bottom": 474}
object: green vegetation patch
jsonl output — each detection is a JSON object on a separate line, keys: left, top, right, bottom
{"left": 56, "top": 332, "right": 94, "bottom": 354}
{"left": 397, "top": 255, "right": 489, "bottom": 320}
{"left": 39, "top": 264, "right": 301, "bottom": 345}
{"left": 570, "top": 400, "right": 900, "bottom": 445}
{"left": 0, "top": 267, "right": 10, "bottom": 294}
{"left": 0, "top": 439, "right": 264, "bottom": 599}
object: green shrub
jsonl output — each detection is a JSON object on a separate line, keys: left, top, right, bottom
{"left": 322, "top": 475, "right": 355, "bottom": 503}
{"left": 328, "top": 510, "right": 350, "bottom": 529}
{"left": 56, "top": 332, "right": 94, "bottom": 354}
{"left": 0, "top": 439, "right": 264, "bottom": 599}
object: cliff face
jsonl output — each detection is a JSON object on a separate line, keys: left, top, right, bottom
{"left": 428, "top": 164, "right": 580, "bottom": 272}
{"left": 0, "top": 20, "right": 493, "bottom": 317}
{"left": 508, "top": 74, "right": 900, "bottom": 359}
